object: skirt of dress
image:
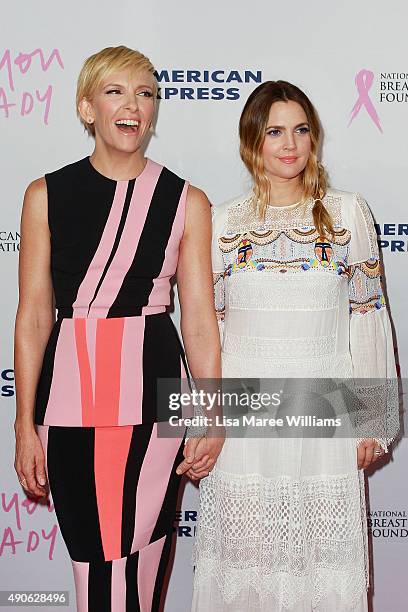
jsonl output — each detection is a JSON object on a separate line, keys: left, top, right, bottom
{"left": 192, "top": 436, "right": 369, "bottom": 612}
{"left": 37, "top": 423, "right": 184, "bottom": 612}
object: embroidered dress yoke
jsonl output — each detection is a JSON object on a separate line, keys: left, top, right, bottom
{"left": 192, "top": 189, "right": 399, "bottom": 612}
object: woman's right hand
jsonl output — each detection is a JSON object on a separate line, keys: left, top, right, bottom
{"left": 14, "top": 423, "right": 48, "bottom": 498}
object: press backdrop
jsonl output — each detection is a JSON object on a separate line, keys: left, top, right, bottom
{"left": 1, "top": 1, "right": 407, "bottom": 610}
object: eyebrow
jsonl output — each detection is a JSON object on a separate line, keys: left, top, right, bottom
{"left": 266, "top": 122, "right": 309, "bottom": 130}
{"left": 103, "top": 82, "right": 153, "bottom": 89}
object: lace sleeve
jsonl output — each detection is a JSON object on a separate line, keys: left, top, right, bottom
{"left": 213, "top": 272, "right": 225, "bottom": 343}
{"left": 212, "top": 204, "right": 226, "bottom": 344}
{"left": 348, "top": 194, "right": 399, "bottom": 451}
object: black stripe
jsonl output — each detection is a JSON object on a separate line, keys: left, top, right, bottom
{"left": 88, "top": 179, "right": 135, "bottom": 315}
{"left": 47, "top": 427, "right": 105, "bottom": 562}
{"left": 108, "top": 168, "right": 185, "bottom": 318}
{"left": 34, "top": 319, "right": 62, "bottom": 424}
{"left": 121, "top": 424, "right": 155, "bottom": 557}
{"left": 46, "top": 159, "right": 117, "bottom": 315}
{"left": 149, "top": 440, "right": 184, "bottom": 543}
{"left": 125, "top": 551, "right": 141, "bottom": 612}
{"left": 88, "top": 559, "right": 112, "bottom": 612}
{"left": 141, "top": 314, "right": 185, "bottom": 423}
{"left": 151, "top": 533, "right": 174, "bottom": 611}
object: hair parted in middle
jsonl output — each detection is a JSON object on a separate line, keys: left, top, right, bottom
{"left": 239, "top": 80, "right": 334, "bottom": 237}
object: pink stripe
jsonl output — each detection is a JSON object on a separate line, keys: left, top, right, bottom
{"left": 94, "top": 318, "right": 125, "bottom": 426}
{"left": 73, "top": 181, "right": 128, "bottom": 318}
{"left": 89, "top": 160, "right": 163, "bottom": 318}
{"left": 137, "top": 535, "right": 166, "bottom": 612}
{"left": 72, "top": 560, "right": 89, "bottom": 612}
{"left": 131, "top": 423, "right": 182, "bottom": 553}
{"left": 111, "top": 556, "right": 127, "bottom": 612}
{"left": 94, "top": 427, "right": 133, "bottom": 561}
{"left": 44, "top": 321, "right": 82, "bottom": 425}
{"left": 118, "top": 317, "right": 145, "bottom": 425}
{"left": 142, "top": 181, "right": 188, "bottom": 313}
{"left": 74, "top": 319, "right": 94, "bottom": 426}
{"left": 86, "top": 318, "right": 97, "bottom": 403}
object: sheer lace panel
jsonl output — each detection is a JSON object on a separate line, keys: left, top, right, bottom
{"left": 193, "top": 469, "right": 368, "bottom": 609}
{"left": 223, "top": 333, "right": 336, "bottom": 359}
{"left": 225, "top": 193, "right": 343, "bottom": 234}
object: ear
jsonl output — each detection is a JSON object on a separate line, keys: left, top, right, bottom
{"left": 78, "top": 98, "right": 94, "bottom": 124}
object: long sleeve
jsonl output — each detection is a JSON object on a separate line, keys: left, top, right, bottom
{"left": 347, "top": 193, "right": 399, "bottom": 450}
{"left": 212, "top": 204, "right": 225, "bottom": 344}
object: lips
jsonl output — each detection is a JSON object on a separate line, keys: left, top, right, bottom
{"left": 114, "top": 119, "right": 140, "bottom": 135}
{"left": 279, "top": 157, "right": 298, "bottom": 164}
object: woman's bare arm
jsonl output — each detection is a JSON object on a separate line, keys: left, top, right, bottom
{"left": 14, "top": 178, "right": 54, "bottom": 497}
{"left": 175, "top": 185, "right": 224, "bottom": 476}
{"left": 177, "top": 186, "right": 221, "bottom": 380}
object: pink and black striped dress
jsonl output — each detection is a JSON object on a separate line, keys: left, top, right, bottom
{"left": 35, "top": 157, "right": 188, "bottom": 612}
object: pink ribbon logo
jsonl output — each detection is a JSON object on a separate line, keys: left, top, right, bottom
{"left": 349, "top": 69, "right": 382, "bottom": 133}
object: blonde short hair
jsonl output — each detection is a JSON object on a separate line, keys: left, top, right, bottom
{"left": 76, "top": 45, "right": 157, "bottom": 136}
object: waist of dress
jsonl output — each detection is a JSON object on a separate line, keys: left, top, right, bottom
{"left": 57, "top": 305, "right": 166, "bottom": 319}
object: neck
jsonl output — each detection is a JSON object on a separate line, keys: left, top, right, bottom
{"left": 90, "top": 144, "right": 146, "bottom": 181}
{"left": 266, "top": 174, "right": 303, "bottom": 207}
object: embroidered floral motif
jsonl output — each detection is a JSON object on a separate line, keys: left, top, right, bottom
{"left": 348, "top": 258, "right": 385, "bottom": 314}
{"left": 219, "top": 228, "right": 351, "bottom": 253}
{"left": 300, "top": 235, "right": 350, "bottom": 275}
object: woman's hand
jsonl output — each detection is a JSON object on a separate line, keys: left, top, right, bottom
{"left": 176, "top": 436, "right": 205, "bottom": 476}
{"left": 186, "top": 429, "right": 225, "bottom": 480}
{"left": 357, "top": 438, "right": 385, "bottom": 469}
{"left": 14, "top": 423, "right": 48, "bottom": 497}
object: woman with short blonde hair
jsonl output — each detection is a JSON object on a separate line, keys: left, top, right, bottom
{"left": 14, "top": 45, "right": 221, "bottom": 611}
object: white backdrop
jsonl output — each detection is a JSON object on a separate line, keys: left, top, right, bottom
{"left": 1, "top": 1, "right": 407, "bottom": 610}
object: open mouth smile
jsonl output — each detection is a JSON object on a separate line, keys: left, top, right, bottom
{"left": 115, "top": 119, "right": 140, "bottom": 134}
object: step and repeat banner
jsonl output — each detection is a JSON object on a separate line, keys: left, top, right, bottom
{"left": 1, "top": 1, "right": 407, "bottom": 610}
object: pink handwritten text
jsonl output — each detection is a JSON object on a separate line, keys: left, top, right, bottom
{"left": 0, "top": 48, "right": 63, "bottom": 125}
{"left": 1, "top": 492, "right": 57, "bottom": 560}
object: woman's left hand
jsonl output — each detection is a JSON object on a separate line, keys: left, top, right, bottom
{"left": 185, "top": 432, "right": 225, "bottom": 480}
{"left": 357, "top": 439, "right": 385, "bottom": 469}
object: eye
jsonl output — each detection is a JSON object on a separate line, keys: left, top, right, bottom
{"left": 138, "top": 90, "right": 154, "bottom": 97}
{"left": 106, "top": 89, "right": 121, "bottom": 95}
{"left": 266, "top": 128, "right": 281, "bottom": 137}
{"left": 296, "top": 126, "right": 310, "bottom": 134}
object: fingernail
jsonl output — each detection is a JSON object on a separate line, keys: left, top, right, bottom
{"left": 176, "top": 469, "right": 181, "bottom": 475}
{"left": 187, "top": 456, "right": 193, "bottom": 462}
{"left": 39, "top": 477, "right": 46, "bottom": 486}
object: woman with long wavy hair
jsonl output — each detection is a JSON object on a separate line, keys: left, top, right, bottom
{"left": 190, "top": 81, "right": 399, "bottom": 611}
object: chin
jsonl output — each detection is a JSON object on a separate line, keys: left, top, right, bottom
{"left": 273, "top": 169, "right": 303, "bottom": 181}
{"left": 111, "top": 141, "right": 143, "bottom": 155}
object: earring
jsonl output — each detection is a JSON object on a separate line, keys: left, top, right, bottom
{"left": 87, "top": 117, "right": 94, "bottom": 124}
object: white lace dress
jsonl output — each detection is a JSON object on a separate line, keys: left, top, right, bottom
{"left": 191, "top": 189, "right": 399, "bottom": 611}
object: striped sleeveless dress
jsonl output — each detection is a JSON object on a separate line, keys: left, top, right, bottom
{"left": 35, "top": 157, "right": 188, "bottom": 612}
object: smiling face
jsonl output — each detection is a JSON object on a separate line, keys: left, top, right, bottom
{"left": 262, "top": 100, "right": 312, "bottom": 183}
{"left": 78, "top": 68, "right": 156, "bottom": 155}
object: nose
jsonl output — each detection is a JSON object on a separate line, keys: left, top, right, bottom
{"left": 283, "top": 132, "right": 296, "bottom": 151}
{"left": 124, "top": 93, "right": 139, "bottom": 113}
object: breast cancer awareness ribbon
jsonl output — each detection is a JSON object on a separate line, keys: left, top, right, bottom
{"left": 348, "top": 69, "right": 382, "bottom": 133}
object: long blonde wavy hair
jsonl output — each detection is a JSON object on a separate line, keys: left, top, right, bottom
{"left": 239, "top": 80, "right": 334, "bottom": 237}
